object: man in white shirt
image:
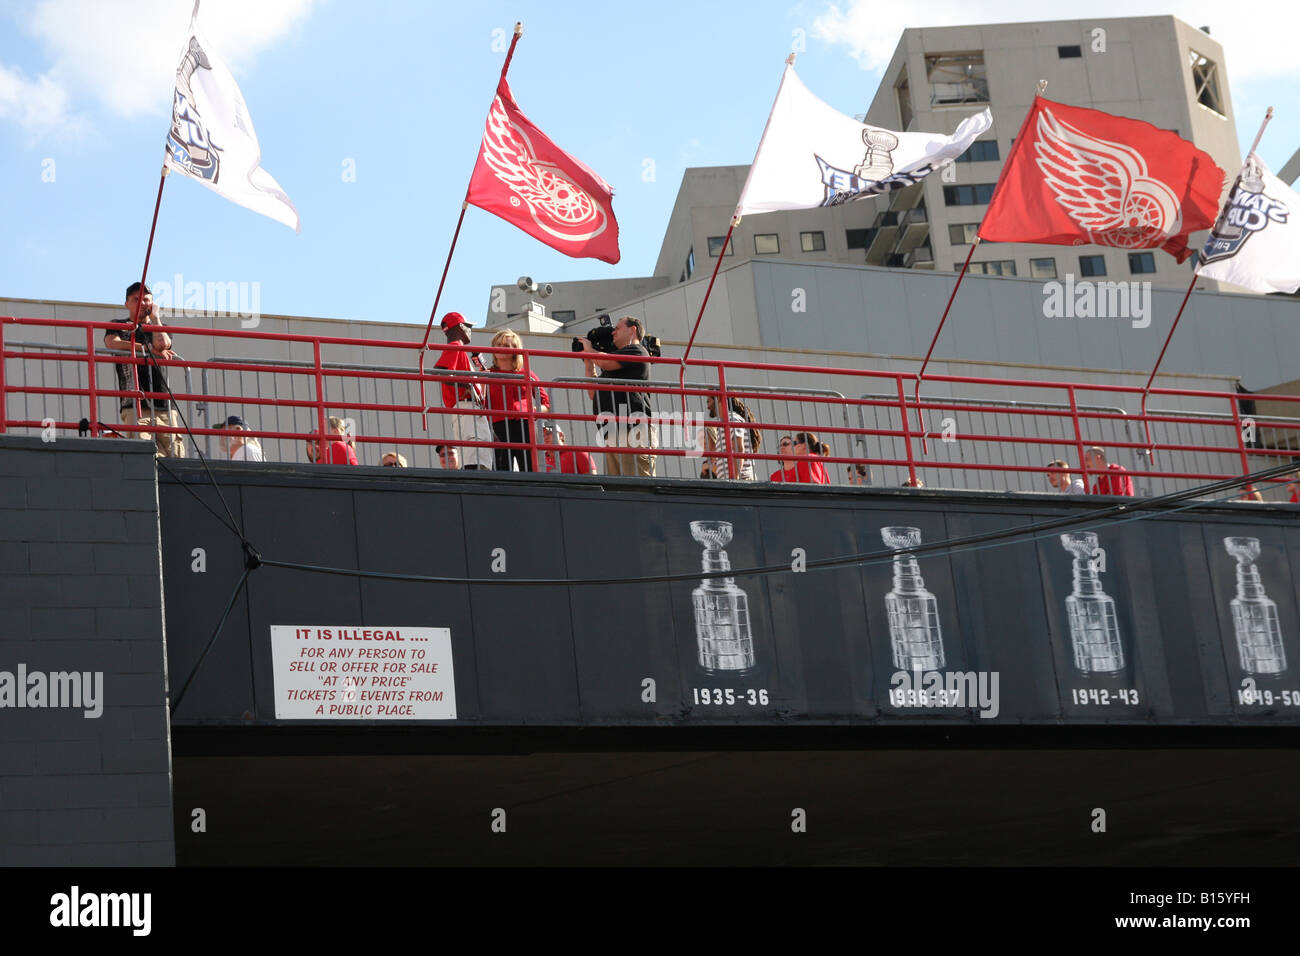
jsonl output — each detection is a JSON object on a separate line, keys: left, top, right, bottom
{"left": 214, "top": 415, "right": 264, "bottom": 462}
{"left": 1046, "top": 459, "right": 1085, "bottom": 494}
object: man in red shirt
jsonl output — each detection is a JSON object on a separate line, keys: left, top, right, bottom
{"left": 305, "top": 416, "right": 357, "bottom": 465}
{"left": 1084, "top": 446, "right": 1134, "bottom": 496}
{"left": 433, "top": 312, "right": 493, "bottom": 470}
{"left": 542, "top": 424, "right": 597, "bottom": 475}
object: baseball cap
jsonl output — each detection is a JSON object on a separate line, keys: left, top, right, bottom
{"left": 223, "top": 415, "right": 248, "bottom": 428}
{"left": 440, "top": 312, "right": 469, "bottom": 330}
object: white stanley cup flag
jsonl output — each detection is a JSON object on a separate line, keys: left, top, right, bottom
{"left": 1196, "top": 155, "right": 1300, "bottom": 294}
{"left": 735, "top": 63, "right": 993, "bottom": 218}
{"left": 164, "top": 15, "right": 300, "bottom": 232}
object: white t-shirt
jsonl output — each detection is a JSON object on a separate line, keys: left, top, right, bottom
{"left": 232, "top": 442, "right": 264, "bottom": 462}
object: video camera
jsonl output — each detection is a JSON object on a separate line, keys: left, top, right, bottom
{"left": 572, "top": 313, "right": 616, "bottom": 353}
{"left": 571, "top": 313, "right": 663, "bottom": 358}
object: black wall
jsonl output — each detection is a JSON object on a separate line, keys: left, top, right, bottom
{"left": 159, "top": 462, "right": 1300, "bottom": 733}
{"left": 0, "top": 436, "right": 173, "bottom": 865}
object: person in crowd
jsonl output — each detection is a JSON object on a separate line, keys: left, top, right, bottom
{"left": 485, "top": 329, "right": 550, "bottom": 472}
{"left": 1239, "top": 483, "right": 1264, "bottom": 502}
{"left": 771, "top": 431, "right": 830, "bottom": 484}
{"left": 1046, "top": 459, "right": 1086, "bottom": 494}
{"left": 700, "top": 395, "right": 759, "bottom": 481}
{"left": 435, "top": 444, "right": 461, "bottom": 470}
{"left": 581, "top": 315, "right": 657, "bottom": 477}
{"left": 542, "top": 424, "right": 597, "bottom": 475}
{"left": 213, "top": 415, "right": 263, "bottom": 462}
{"left": 104, "top": 282, "right": 185, "bottom": 458}
{"left": 847, "top": 463, "right": 871, "bottom": 486}
{"left": 1083, "top": 445, "right": 1134, "bottom": 496}
{"left": 768, "top": 435, "right": 793, "bottom": 481}
{"left": 902, "top": 476, "right": 926, "bottom": 488}
{"left": 432, "top": 312, "right": 492, "bottom": 470}
{"left": 305, "top": 416, "right": 358, "bottom": 465}
{"left": 1286, "top": 471, "right": 1300, "bottom": 503}
{"left": 380, "top": 451, "right": 408, "bottom": 468}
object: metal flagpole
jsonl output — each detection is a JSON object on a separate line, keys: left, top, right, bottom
{"left": 677, "top": 219, "right": 737, "bottom": 415}
{"left": 911, "top": 79, "right": 1048, "bottom": 454}
{"left": 1138, "top": 106, "right": 1274, "bottom": 457}
{"left": 677, "top": 53, "right": 796, "bottom": 415}
{"left": 418, "top": 21, "right": 524, "bottom": 428}
{"left": 128, "top": 166, "right": 170, "bottom": 426}
{"left": 913, "top": 236, "right": 979, "bottom": 451}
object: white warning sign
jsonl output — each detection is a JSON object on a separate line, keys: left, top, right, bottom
{"left": 269, "top": 626, "right": 456, "bottom": 720}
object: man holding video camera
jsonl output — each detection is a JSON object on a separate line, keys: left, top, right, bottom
{"left": 580, "top": 315, "right": 657, "bottom": 477}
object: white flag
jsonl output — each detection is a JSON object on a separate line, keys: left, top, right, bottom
{"left": 1196, "top": 155, "right": 1300, "bottom": 295}
{"left": 164, "top": 14, "right": 300, "bottom": 232}
{"left": 735, "top": 62, "right": 993, "bottom": 218}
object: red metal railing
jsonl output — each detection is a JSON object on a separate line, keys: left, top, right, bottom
{"left": 3, "top": 314, "right": 1300, "bottom": 497}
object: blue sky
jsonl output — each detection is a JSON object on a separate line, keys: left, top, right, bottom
{"left": 1, "top": 0, "right": 1297, "bottom": 327}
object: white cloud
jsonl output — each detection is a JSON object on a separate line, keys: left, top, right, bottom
{"left": 0, "top": 61, "right": 73, "bottom": 135}
{"left": 812, "top": 1, "right": 1300, "bottom": 83}
{"left": 1, "top": 0, "right": 318, "bottom": 135}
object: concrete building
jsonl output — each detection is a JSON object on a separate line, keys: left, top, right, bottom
{"left": 490, "top": 15, "right": 1246, "bottom": 331}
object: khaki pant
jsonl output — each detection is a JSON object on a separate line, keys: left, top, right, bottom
{"left": 452, "top": 401, "right": 494, "bottom": 469}
{"left": 121, "top": 406, "right": 186, "bottom": 458}
{"left": 603, "top": 423, "right": 657, "bottom": 477}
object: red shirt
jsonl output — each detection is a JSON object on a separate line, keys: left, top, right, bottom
{"left": 770, "top": 460, "right": 829, "bottom": 484}
{"left": 1091, "top": 464, "right": 1134, "bottom": 496}
{"left": 546, "top": 449, "right": 596, "bottom": 475}
{"left": 328, "top": 441, "right": 357, "bottom": 465}
{"left": 485, "top": 370, "right": 550, "bottom": 424}
{"left": 433, "top": 346, "right": 476, "bottom": 408}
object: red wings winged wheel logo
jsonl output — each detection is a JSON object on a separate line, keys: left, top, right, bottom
{"left": 1034, "top": 107, "right": 1182, "bottom": 248}
{"left": 479, "top": 96, "right": 608, "bottom": 243}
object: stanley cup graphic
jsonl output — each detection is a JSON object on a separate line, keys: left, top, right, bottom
{"left": 882, "top": 526, "right": 945, "bottom": 671}
{"left": 690, "top": 521, "right": 755, "bottom": 674}
{"left": 1224, "top": 537, "right": 1288, "bottom": 676}
{"left": 1059, "top": 532, "right": 1124, "bottom": 674}
{"left": 855, "top": 128, "right": 900, "bottom": 181}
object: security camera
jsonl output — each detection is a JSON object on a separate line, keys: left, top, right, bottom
{"left": 517, "top": 276, "right": 537, "bottom": 293}
{"left": 538, "top": 283, "right": 554, "bottom": 299}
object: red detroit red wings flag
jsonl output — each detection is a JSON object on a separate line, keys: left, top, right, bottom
{"left": 466, "top": 77, "right": 620, "bottom": 263}
{"left": 979, "top": 98, "right": 1224, "bottom": 262}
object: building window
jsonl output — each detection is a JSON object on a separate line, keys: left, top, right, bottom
{"left": 1058, "top": 45, "right": 1082, "bottom": 58}
{"left": 686, "top": 247, "right": 695, "bottom": 279}
{"left": 970, "top": 260, "right": 1016, "bottom": 276}
{"left": 707, "top": 236, "right": 733, "bottom": 257}
{"left": 800, "top": 231, "right": 826, "bottom": 252}
{"left": 1029, "top": 257, "right": 1057, "bottom": 279}
{"left": 846, "top": 228, "right": 871, "bottom": 250}
{"left": 1128, "top": 252, "right": 1156, "bottom": 274}
{"left": 551, "top": 310, "right": 576, "bottom": 324}
{"left": 1189, "top": 51, "right": 1224, "bottom": 115}
{"left": 926, "top": 53, "right": 989, "bottom": 105}
{"left": 1079, "top": 254, "right": 1107, "bottom": 277}
{"left": 896, "top": 69, "right": 913, "bottom": 130}
{"left": 948, "top": 223, "right": 979, "bottom": 245}
{"left": 955, "top": 140, "right": 1000, "bottom": 163}
{"left": 754, "top": 233, "right": 780, "bottom": 255}
{"left": 942, "top": 183, "right": 996, "bottom": 206}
